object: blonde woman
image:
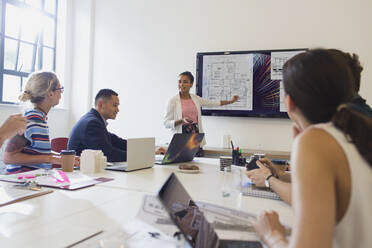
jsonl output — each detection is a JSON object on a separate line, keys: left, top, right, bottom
{"left": 3, "top": 71, "right": 77, "bottom": 173}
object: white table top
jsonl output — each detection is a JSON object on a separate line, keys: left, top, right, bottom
{"left": 0, "top": 157, "right": 293, "bottom": 247}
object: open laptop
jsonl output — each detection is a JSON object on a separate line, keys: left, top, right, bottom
{"left": 158, "top": 173, "right": 263, "bottom": 248}
{"left": 155, "top": 133, "right": 204, "bottom": 165}
{"left": 105, "top": 137, "right": 155, "bottom": 172}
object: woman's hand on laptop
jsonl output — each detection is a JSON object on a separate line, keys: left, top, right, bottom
{"left": 155, "top": 147, "right": 166, "bottom": 155}
{"left": 253, "top": 210, "right": 288, "bottom": 247}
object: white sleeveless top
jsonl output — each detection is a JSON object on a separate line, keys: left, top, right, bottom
{"left": 314, "top": 123, "right": 372, "bottom": 248}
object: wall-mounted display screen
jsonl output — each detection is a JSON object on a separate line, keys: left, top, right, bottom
{"left": 196, "top": 49, "right": 307, "bottom": 118}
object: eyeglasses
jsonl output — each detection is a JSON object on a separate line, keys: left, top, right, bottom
{"left": 55, "top": 86, "right": 64, "bottom": 93}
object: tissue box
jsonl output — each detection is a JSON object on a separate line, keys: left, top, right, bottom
{"left": 81, "top": 149, "right": 106, "bottom": 173}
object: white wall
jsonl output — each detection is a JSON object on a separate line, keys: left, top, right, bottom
{"left": 67, "top": 0, "right": 96, "bottom": 126}
{"left": 69, "top": 0, "right": 372, "bottom": 152}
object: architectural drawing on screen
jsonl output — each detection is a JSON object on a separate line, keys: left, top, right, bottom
{"left": 271, "top": 51, "right": 304, "bottom": 80}
{"left": 202, "top": 54, "right": 253, "bottom": 111}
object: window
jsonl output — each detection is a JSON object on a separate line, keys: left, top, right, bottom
{"left": 0, "top": 0, "right": 58, "bottom": 104}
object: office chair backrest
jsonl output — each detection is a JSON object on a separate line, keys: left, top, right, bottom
{"left": 51, "top": 137, "right": 69, "bottom": 153}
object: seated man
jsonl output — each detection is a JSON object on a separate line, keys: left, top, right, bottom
{"left": 68, "top": 89, "right": 127, "bottom": 162}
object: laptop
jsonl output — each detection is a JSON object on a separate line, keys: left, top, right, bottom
{"left": 105, "top": 137, "right": 155, "bottom": 172}
{"left": 158, "top": 173, "right": 263, "bottom": 248}
{"left": 155, "top": 133, "right": 204, "bottom": 165}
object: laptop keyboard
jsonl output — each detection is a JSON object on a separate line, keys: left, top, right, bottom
{"left": 108, "top": 162, "right": 128, "bottom": 169}
{"left": 219, "top": 240, "right": 263, "bottom": 248}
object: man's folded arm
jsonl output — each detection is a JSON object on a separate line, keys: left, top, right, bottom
{"left": 110, "top": 132, "right": 127, "bottom": 151}
{"left": 85, "top": 121, "right": 126, "bottom": 162}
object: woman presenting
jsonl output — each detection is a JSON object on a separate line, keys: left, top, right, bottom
{"left": 164, "top": 71, "right": 238, "bottom": 156}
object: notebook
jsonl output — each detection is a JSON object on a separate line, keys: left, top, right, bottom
{"left": 0, "top": 184, "right": 53, "bottom": 207}
{"left": 155, "top": 133, "right": 204, "bottom": 165}
{"left": 0, "top": 169, "right": 113, "bottom": 190}
{"left": 158, "top": 173, "right": 263, "bottom": 248}
{"left": 241, "top": 183, "right": 281, "bottom": 201}
{"left": 105, "top": 137, "right": 155, "bottom": 172}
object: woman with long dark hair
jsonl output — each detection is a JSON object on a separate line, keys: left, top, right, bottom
{"left": 253, "top": 49, "right": 372, "bottom": 248}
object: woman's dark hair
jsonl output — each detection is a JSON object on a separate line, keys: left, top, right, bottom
{"left": 179, "top": 71, "right": 194, "bottom": 83}
{"left": 343, "top": 52, "right": 363, "bottom": 92}
{"left": 328, "top": 49, "right": 363, "bottom": 92}
{"left": 283, "top": 49, "right": 372, "bottom": 165}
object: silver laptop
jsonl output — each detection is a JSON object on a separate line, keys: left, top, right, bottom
{"left": 105, "top": 137, "right": 155, "bottom": 172}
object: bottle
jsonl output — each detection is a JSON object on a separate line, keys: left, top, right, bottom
{"left": 222, "top": 166, "right": 232, "bottom": 197}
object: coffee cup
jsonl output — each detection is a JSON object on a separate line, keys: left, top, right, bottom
{"left": 60, "top": 150, "right": 76, "bottom": 172}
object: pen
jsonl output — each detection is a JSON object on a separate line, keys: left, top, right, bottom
{"left": 148, "top": 232, "right": 160, "bottom": 239}
{"left": 34, "top": 173, "right": 48, "bottom": 176}
{"left": 230, "top": 139, "right": 234, "bottom": 150}
{"left": 66, "top": 230, "right": 103, "bottom": 248}
{"left": 18, "top": 173, "right": 48, "bottom": 179}
{"left": 243, "top": 181, "right": 254, "bottom": 187}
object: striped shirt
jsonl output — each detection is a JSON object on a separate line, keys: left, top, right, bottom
{"left": 6, "top": 109, "right": 52, "bottom": 172}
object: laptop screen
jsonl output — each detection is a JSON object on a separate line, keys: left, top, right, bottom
{"left": 158, "top": 173, "right": 219, "bottom": 248}
{"left": 161, "top": 133, "right": 205, "bottom": 164}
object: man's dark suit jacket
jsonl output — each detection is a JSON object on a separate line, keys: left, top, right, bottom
{"left": 67, "top": 108, "right": 127, "bottom": 162}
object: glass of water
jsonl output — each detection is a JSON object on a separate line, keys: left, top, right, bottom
{"left": 222, "top": 165, "right": 243, "bottom": 197}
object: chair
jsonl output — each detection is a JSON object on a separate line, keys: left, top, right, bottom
{"left": 51, "top": 137, "right": 69, "bottom": 168}
{"left": 51, "top": 137, "right": 69, "bottom": 153}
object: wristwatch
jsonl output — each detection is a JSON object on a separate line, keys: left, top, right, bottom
{"left": 265, "top": 174, "right": 274, "bottom": 188}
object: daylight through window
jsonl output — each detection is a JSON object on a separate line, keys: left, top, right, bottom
{"left": 0, "top": 0, "right": 58, "bottom": 103}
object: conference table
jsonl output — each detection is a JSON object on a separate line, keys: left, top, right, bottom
{"left": 0, "top": 157, "right": 293, "bottom": 247}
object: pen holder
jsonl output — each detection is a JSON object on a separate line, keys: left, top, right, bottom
{"left": 232, "top": 150, "right": 240, "bottom": 165}
{"left": 232, "top": 150, "right": 246, "bottom": 167}
{"left": 238, "top": 157, "right": 246, "bottom": 167}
